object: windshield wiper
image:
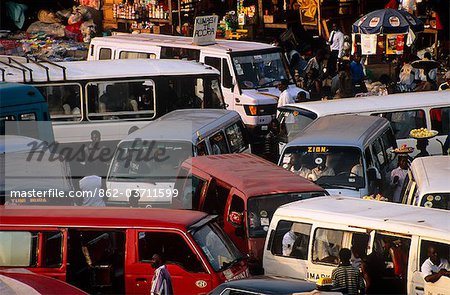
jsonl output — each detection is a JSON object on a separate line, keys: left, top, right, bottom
{"left": 318, "top": 182, "right": 358, "bottom": 191}
{"left": 257, "top": 79, "right": 282, "bottom": 89}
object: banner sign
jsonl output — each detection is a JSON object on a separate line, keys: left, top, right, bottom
{"left": 193, "top": 15, "right": 218, "bottom": 46}
{"left": 361, "top": 34, "right": 377, "bottom": 55}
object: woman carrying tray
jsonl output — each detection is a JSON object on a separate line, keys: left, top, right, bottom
{"left": 390, "top": 145, "right": 414, "bottom": 203}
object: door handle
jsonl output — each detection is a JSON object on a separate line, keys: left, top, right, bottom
{"left": 136, "top": 278, "right": 147, "bottom": 287}
{"left": 415, "top": 286, "right": 424, "bottom": 291}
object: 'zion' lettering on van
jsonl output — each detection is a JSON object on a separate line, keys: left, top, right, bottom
{"left": 307, "top": 147, "right": 328, "bottom": 153}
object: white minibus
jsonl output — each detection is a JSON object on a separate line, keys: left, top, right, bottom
{"left": 1, "top": 56, "right": 223, "bottom": 176}
{"left": 88, "top": 34, "right": 309, "bottom": 137}
{"left": 278, "top": 91, "right": 449, "bottom": 156}
{"left": 401, "top": 155, "right": 450, "bottom": 210}
{"left": 106, "top": 109, "right": 249, "bottom": 207}
{"left": 279, "top": 115, "right": 397, "bottom": 198}
{"left": 263, "top": 196, "right": 450, "bottom": 295}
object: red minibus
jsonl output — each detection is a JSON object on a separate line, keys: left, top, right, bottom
{"left": 0, "top": 206, "right": 249, "bottom": 294}
{"left": 174, "top": 153, "right": 327, "bottom": 274}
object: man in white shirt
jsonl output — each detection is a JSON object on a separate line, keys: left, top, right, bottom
{"left": 277, "top": 79, "right": 295, "bottom": 110}
{"left": 282, "top": 229, "right": 297, "bottom": 256}
{"left": 327, "top": 23, "right": 344, "bottom": 76}
{"left": 421, "top": 245, "right": 450, "bottom": 283}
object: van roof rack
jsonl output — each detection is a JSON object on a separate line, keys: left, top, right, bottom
{"left": 0, "top": 56, "right": 67, "bottom": 83}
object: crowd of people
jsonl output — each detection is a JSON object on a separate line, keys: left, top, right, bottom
{"left": 330, "top": 244, "right": 449, "bottom": 295}
{"left": 275, "top": 23, "right": 449, "bottom": 103}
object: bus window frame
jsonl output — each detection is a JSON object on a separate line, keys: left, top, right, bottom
{"left": 118, "top": 50, "right": 157, "bottom": 59}
{"left": 33, "top": 83, "right": 83, "bottom": 123}
{"left": 0, "top": 227, "right": 66, "bottom": 269}
{"left": 85, "top": 78, "right": 157, "bottom": 122}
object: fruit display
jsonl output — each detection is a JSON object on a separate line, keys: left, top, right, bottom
{"left": 409, "top": 128, "right": 438, "bottom": 139}
{"left": 391, "top": 144, "right": 414, "bottom": 154}
{"left": 362, "top": 194, "right": 388, "bottom": 201}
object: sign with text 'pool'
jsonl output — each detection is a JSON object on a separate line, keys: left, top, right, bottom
{"left": 192, "top": 15, "right": 218, "bottom": 46}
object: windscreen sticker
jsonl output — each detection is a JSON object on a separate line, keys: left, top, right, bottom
{"left": 315, "top": 157, "right": 323, "bottom": 165}
{"left": 427, "top": 195, "right": 434, "bottom": 201}
{"left": 435, "top": 195, "right": 441, "bottom": 201}
{"left": 260, "top": 218, "right": 270, "bottom": 226}
{"left": 260, "top": 210, "right": 268, "bottom": 217}
{"left": 263, "top": 226, "right": 269, "bottom": 232}
{"left": 424, "top": 201, "right": 433, "bottom": 208}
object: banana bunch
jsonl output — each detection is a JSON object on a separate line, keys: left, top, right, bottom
{"left": 410, "top": 128, "right": 436, "bottom": 138}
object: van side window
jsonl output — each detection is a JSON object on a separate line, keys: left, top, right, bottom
{"left": 119, "top": 51, "right": 156, "bottom": 59}
{"left": 138, "top": 231, "right": 205, "bottom": 273}
{"left": 375, "top": 110, "right": 426, "bottom": 139}
{"left": 430, "top": 107, "right": 450, "bottom": 135}
{"left": 86, "top": 80, "right": 156, "bottom": 120}
{"left": 196, "top": 141, "right": 208, "bottom": 156}
{"left": 270, "top": 220, "right": 311, "bottom": 260}
{"left": 35, "top": 84, "right": 82, "bottom": 122}
{"left": 222, "top": 59, "right": 233, "bottom": 89}
{"left": 209, "top": 131, "right": 230, "bottom": 155}
{"left": 203, "top": 181, "right": 230, "bottom": 223}
{"left": 419, "top": 240, "right": 450, "bottom": 274}
{"left": 225, "top": 122, "right": 248, "bottom": 153}
{"left": 99, "top": 48, "right": 112, "bottom": 60}
{"left": 204, "top": 56, "right": 221, "bottom": 72}
{"left": 380, "top": 129, "right": 396, "bottom": 162}
{"left": 41, "top": 231, "right": 63, "bottom": 267}
{"left": 0, "top": 230, "right": 62, "bottom": 268}
{"left": 372, "top": 233, "right": 411, "bottom": 282}
{"left": 229, "top": 195, "right": 244, "bottom": 215}
{"left": 174, "top": 171, "right": 206, "bottom": 210}
{"left": 371, "top": 139, "right": 385, "bottom": 168}
{"left": 313, "top": 228, "right": 343, "bottom": 265}
{"left": 161, "top": 47, "right": 200, "bottom": 61}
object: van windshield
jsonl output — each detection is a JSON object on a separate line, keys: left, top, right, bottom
{"left": 231, "top": 51, "right": 291, "bottom": 90}
{"left": 109, "top": 140, "right": 193, "bottom": 182}
{"left": 192, "top": 222, "right": 243, "bottom": 272}
{"left": 278, "top": 107, "right": 318, "bottom": 143}
{"left": 280, "top": 146, "right": 365, "bottom": 190}
{"left": 248, "top": 192, "right": 326, "bottom": 238}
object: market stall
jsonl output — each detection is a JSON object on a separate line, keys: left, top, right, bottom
{"left": 1, "top": 0, "right": 101, "bottom": 60}
{"left": 352, "top": 8, "right": 424, "bottom": 80}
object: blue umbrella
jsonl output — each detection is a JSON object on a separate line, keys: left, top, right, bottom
{"left": 352, "top": 8, "right": 424, "bottom": 34}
